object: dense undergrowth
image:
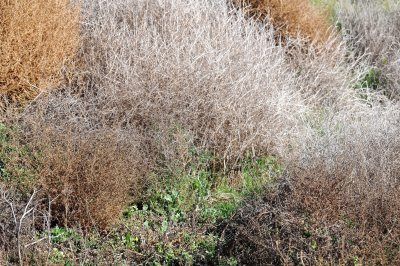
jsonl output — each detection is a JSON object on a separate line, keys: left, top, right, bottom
{"left": 1, "top": 0, "right": 400, "bottom": 265}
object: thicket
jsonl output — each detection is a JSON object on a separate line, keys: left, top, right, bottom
{"left": 18, "top": 0, "right": 306, "bottom": 230}
{"left": 1, "top": 0, "right": 400, "bottom": 264}
{"left": 336, "top": 0, "right": 400, "bottom": 98}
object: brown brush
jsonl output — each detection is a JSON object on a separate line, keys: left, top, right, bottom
{"left": 232, "top": 0, "right": 332, "bottom": 44}
{"left": 0, "top": 0, "right": 79, "bottom": 106}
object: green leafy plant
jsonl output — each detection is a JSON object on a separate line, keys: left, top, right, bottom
{"left": 122, "top": 232, "right": 139, "bottom": 249}
{"left": 50, "top": 226, "right": 80, "bottom": 244}
{"left": 119, "top": 152, "right": 281, "bottom": 263}
{"left": 0, "top": 123, "right": 39, "bottom": 193}
{"left": 48, "top": 248, "right": 67, "bottom": 265}
{"left": 354, "top": 67, "right": 391, "bottom": 103}
{"left": 355, "top": 68, "right": 383, "bottom": 90}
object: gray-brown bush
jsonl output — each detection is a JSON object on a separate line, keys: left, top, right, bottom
{"left": 17, "top": 0, "right": 315, "bottom": 229}
{"left": 218, "top": 174, "right": 400, "bottom": 265}
{"left": 0, "top": 187, "right": 47, "bottom": 265}
{"left": 18, "top": 0, "right": 367, "bottom": 224}
{"left": 336, "top": 0, "right": 400, "bottom": 98}
{"left": 22, "top": 0, "right": 308, "bottom": 169}
{"left": 36, "top": 131, "right": 143, "bottom": 229}
{"left": 271, "top": 57, "right": 400, "bottom": 264}
{"left": 220, "top": 79, "right": 400, "bottom": 264}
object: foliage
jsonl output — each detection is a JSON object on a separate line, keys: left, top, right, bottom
{"left": 0, "top": 123, "right": 39, "bottom": 194}
{"left": 355, "top": 68, "right": 383, "bottom": 91}
{"left": 115, "top": 153, "right": 280, "bottom": 264}
{"left": 337, "top": 0, "right": 400, "bottom": 99}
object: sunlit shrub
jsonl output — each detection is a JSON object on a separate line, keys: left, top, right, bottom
{"left": 0, "top": 0, "right": 79, "bottom": 106}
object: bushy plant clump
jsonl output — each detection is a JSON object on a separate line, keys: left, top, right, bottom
{"left": 18, "top": 0, "right": 305, "bottom": 230}
{"left": 0, "top": 0, "right": 79, "bottom": 107}
{"left": 1, "top": 0, "right": 400, "bottom": 264}
{"left": 218, "top": 177, "right": 400, "bottom": 265}
{"left": 232, "top": 0, "right": 333, "bottom": 43}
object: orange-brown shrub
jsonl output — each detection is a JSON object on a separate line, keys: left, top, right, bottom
{"left": 232, "top": 0, "right": 332, "bottom": 43}
{"left": 0, "top": 0, "right": 79, "bottom": 106}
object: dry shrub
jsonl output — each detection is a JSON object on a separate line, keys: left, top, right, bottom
{"left": 26, "top": 126, "right": 144, "bottom": 230}
{"left": 8, "top": 88, "right": 146, "bottom": 230}
{"left": 1, "top": 0, "right": 398, "bottom": 263}
{"left": 218, "top": 183, "right": 318, "bottom": 265}
{"left": 12, "top": 0, "right": 387, "bottom": 232}
{"left": 16, "top": 0, "right": 365, "bottom": 229}
{"left": 22, "top": 0, "right": 306, "bottom": 169}
{"left": 337, "top": 0, "right": 400, "bottom": 98}
{"left": 219, "top": 174, "right": 400, "bottom": 265}
{"left": 0, "top": 187, "right": 23, "bottom": 264}
{"left": 289, "top": 173, "right": 400, "bottom": 265}
{"left": 216, "top": 8, "right": 400, "bottom": 260}
{"left": 0, "top": 0, "right": 79, "bottom": 106}
{"left": 286, "top": 38, "right": 359, "bottom": 109}
{"left": 0, "top": 186, "right": 48, "bottom": 265}
{"left": 13, "top": 0, "right": 308, "bottom": 229}
{"left": 232, "top": 0, "right": 333, "bottom": 43}
{"left": 271, "top": 98, "right": 400, "bottom": 263}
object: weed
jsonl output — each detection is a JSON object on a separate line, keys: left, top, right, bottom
{"left": 355, "top": 68, "right": 384, "bottom": 91}
{"left": 104, "top": 153, "right": 281, "bottom": 264}
{"left": 50, "top": 226, "right": 80, "bottom": 244}
{"left": 37, "top": 133, "right": 144, "bottom": 230}
{"left": 48, "top": 248, "right": 67, "bottom": 265}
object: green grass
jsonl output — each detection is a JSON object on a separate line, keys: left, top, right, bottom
{"left": 355, "top": 68, "right": 383, "bottom": 91}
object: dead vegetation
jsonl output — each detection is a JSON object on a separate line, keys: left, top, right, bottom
{"left": 0, "top": 0, "right": 79, "bottom": 107}
{"left": 36, "top": 132, "right": 144, "bottom": 230}
{"left": 232, "top": 0, "right": 333, "bottom": 43}
{"left": 218, "top": 174, "right": 400, "bottom": 265}
{"left": 21, "top": 0, "right": 306, "bottom": 172}
{"left": 1, "top": 0, "right": 400, "bottom": 264}
{"left": 0, "top": 187, "right": 48, "bottom": 265}
{"left": 14, "top": 0, "right": 302, "bottom": 229}
{"left": 336, "top": 0, "right": 400, "bottom": 99}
